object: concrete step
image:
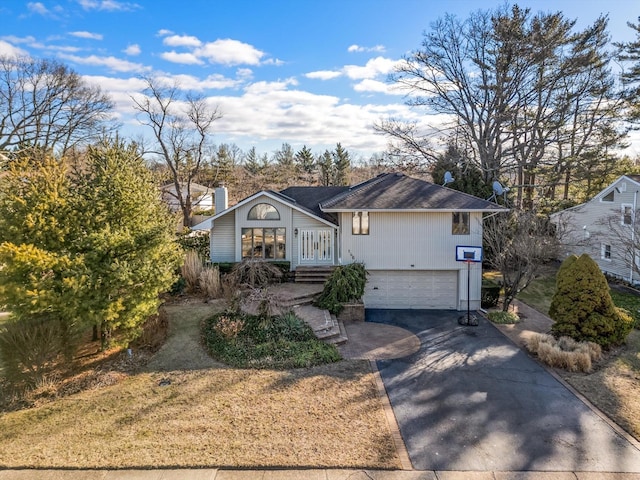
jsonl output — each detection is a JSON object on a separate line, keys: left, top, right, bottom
{"left": 294, "top": 266, "right": 335, "bottom": 284}
{"left": 291, "top": 304, "right": 348, "bottom": 345}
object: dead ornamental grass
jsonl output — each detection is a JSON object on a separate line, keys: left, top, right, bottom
{"left": 526, "top": 333, "right": 602, "bottom": 372}
{"left": 0, "top": 363, "right": 398, "bottom": 469}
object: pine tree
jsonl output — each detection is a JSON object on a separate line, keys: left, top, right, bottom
{"left": 318, "top": 150, "right": 334, "bottom": 186}
{"left": 295, "top": 145, "right": 316, "bottom": 174}
{"left": 0, "top": 140, "right": 181, "bottom": 355}
{"left": 332, "top": 143, "right": 351, "bottom": 186}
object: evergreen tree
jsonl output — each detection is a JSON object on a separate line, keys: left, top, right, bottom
{"left": 318, "top": 150, "right": 334, "bottom": 186}
{"left": 244, "top": 146, "right": 262, "bottom": 175}
{"left": 431, "top": 144, "right": 491, "bottom": 198}
{"left": 71, "top": 140, "right": 181, "bottom": 346}
{"left": 617, "top": 17, "right": 640, "bottom": 122}
{"left": 0, "top": 140, "right": 181, "bottom": 354}
{"left": 332, "top": 143, "right": 351, "bottom": 186}
{"left": 295, "top": 145, "right": 316, "bottom": 174}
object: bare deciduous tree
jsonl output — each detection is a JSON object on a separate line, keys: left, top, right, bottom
{"left": 381, "top": 6, "right": 625, "bottom": 209}
{"left": 0, "top": 55, "right": 114, "bottom": 156}
{"left": 132, "top": 77, "right": 221, "bottom": 227}
{"left": 483, "top": 210, "right": 559, "bottom": 311}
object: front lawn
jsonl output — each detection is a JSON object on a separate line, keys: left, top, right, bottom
{"left": 0, "top": 301, "right": 400, "bottom": 469}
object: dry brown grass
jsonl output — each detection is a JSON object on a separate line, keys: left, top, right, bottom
{"left": 526, "top": 333, "right": 601, "bottom": 372}
{"left": 0, "top": 364, "right": 398, "bottom": 469}
{"left": 562, "top": 329, "right": 640, "bottom": 441}
{"left": 199, "top": 266, "right": 221, "bottom": 299}
{"left": 0, "top": 299, "right": 400, "bottom": 469}
{"left": 181, "top": 250, "right": 204, "bottom": 292}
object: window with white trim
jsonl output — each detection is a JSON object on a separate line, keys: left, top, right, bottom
{"left": 241, "top": 228, "right": 286, "bottom": 259}
{"left": 452, "top": 212, "right": 470, "bottom": 235}
{"left": 601, "top": 243, "right": 611, "bottom": 260}
{"left": 352, "top": 211, "right": 369, "bottom": 235}
{"left": 602, "top": 191, "right": 614, "bottom": 202}
{"left": 247, "top": 203, "right": 280, "bottom": 220}
{"left": 622, "top": 204, "right": 633, "bottom": 225}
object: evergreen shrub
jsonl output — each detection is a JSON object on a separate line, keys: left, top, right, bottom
{"left": 315, "top": 262, "right": 367, "bottom": 315}
{"left": 549, "top": 254, "right": 633, "bottom": 348}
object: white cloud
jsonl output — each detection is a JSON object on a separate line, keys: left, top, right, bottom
{"left": 123, "top": 44, "right": 140, "bottom": 56}
{"left": 0, "top": 40, "right": 28, "bottom": 57}
{"left": 348, "top": 44, "right": 386, "bottom": 53}
{"left": 70, "top": 31, "right": 103, "bottom": 40}
{"left": 156, "top": 29, "right": 173, "bottom": 37}
{"left": 343, "top": 56, "right": 398, "bottom": 80}
{"left": 195, "top": 39, "right": 264, "bottom": 66}
{"left": 59, "top": 53, "right": 148, "bottom": 73}
{"left": 76, "top": 0, "right": 140, "bottom": 11}
{"left": 353, "top": 79, "right": 403, "bottom": 95}
{"left": 163, "top": 34, "right": 202, "bottom": 48}
{"left": 27, "top": 2, "right": 49, "bottom": 15}
{"left": 305, "top": 70, "right": 342, "bottom": 80}
{"left": 160, "top": 51, "right": 204, "bottom": 65}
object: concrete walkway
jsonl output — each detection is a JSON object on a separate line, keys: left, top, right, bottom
{"left": 2, "top": 468, "right": 640, "bottom": 479}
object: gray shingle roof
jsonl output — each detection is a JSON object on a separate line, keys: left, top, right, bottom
{"left": 320, "top": 172, "right": 505, "bottom": 211}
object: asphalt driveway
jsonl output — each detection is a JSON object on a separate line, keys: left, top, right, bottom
{"left": 369, "top": 309, "right": 640, "bottom": 472}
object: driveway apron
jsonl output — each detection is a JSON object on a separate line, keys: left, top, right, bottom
{"left": 369, "top": 309, "right": 640, "bottom": 472}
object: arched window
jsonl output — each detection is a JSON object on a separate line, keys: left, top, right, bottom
{"left": 248, "top": 203, "right": 280, "bottom": 220}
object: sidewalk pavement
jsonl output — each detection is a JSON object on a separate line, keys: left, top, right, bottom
{"left": 2, "top": 469, "right": 640, "bottom": 479}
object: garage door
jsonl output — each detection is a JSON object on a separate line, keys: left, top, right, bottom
{"left": 364, "top": 270, "right": 458, "bottom": 309}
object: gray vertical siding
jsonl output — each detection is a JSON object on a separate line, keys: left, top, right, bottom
{"left": 553, "top": 178, "right": 640, "bottom": 283}
{"left": 210, "top": 213, "right": 235, "bottom": 263}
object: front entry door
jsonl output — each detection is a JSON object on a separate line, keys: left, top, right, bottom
{"left": 299, "top": 229, "right": 333, "bottom": 264}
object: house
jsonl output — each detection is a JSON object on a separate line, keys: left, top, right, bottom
{"left": 551, "top": 175, "right": 640, "bottom": 284}
{"left": 193, "top": 172, "right": 505, "bottom": 310}
{"left": 160, "top": 182, "right": 214, "bottom": 213}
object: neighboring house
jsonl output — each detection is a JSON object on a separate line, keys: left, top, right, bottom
{"left": 161, "top": 182, "right": 214, "bottom": 213}
{"left": 193, "top": 172, "right": 505, "bottom": 310}
{"left": 551, "top": 175, "right": 640, "bottom": 284}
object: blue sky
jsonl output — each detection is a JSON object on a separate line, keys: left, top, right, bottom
{"left": 1, "top": 0, "right": 639, "bottom": 160}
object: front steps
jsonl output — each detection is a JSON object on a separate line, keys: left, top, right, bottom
{"left": 239, "top": 282, "right": 348, "bottom": 345}
{"left": 294, "top": 266, "right": 335, "bottom": 284}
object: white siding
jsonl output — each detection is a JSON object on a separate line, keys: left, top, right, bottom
{"left": 340, "top": 211, "right": 483, "bottom": 310}
{"left": 552, "top": 180, "right": 640, "bottom": 283}
{"left": 210, "top": 213, "right": 235, "bottom": 262}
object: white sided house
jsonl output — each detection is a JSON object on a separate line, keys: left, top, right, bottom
{"left": 193, "top": 172, "right": 505, "bottom": 310}
{"left": 551, "top": 174, "right": 640, "bottom": 284}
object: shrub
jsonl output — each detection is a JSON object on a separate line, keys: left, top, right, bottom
{"left": 481, "top": 280, "right": 501, "bottom": 308}
{"left": 315, "top": 263, "right": 367, "bottom": 315}
{"left": 227, "top": 259, "right": 283, "bottom": 288}
{"left": 549, "top": 254, "right": 633, "bottom": 348}
{"left": 201, "top": 311, "right": 340, "bottom": 369}
{"left": 487, "top": 310, "right": 519, "bottom": 324}
{"left": 176, "top": 230, "right": 210, "bottom": 260}
{"left": 0, "top": 313, "right": 67, "bottom": 387}
{"left": 526, "top": 333, "right": 602, "bottom": 372}
{"left": 199, "top": 266, "right": 221, "bottom": 299}
{"left": 181, "top": 250, "right": 204, "bottom": 292}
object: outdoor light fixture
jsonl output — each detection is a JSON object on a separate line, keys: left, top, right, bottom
{"left": 294, "top": 228, "right": 298, "bottom": 236}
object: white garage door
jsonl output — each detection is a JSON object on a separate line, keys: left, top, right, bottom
{"left": 364, "top": 270, "right": 458, "bottom": 309}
